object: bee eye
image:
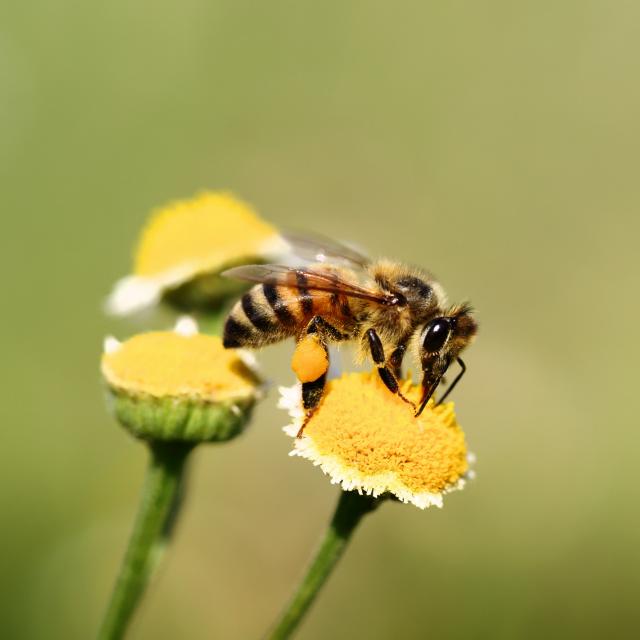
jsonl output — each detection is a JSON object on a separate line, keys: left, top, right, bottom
{"left": 422, "top": 318, "right": 450, "bottom": 353}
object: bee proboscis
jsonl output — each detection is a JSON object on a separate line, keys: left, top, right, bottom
{"left": 223, "top": 233, "right": 477, "bottom": 436}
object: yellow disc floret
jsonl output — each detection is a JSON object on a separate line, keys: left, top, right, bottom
{"left": 291, "top": 335, "right": 329, "bottom": 383}
{"left": 134, "top": 191, "right": 279, "bottom": 277}
{"left": 283, "top": 372, "right": 470, "bottom": 508}
{"left": 102, "top": 332, "right": 258, "bottom": 402}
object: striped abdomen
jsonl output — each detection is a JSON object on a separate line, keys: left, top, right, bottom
{"left": 223, "top": 280, "right": 356, "bottom": 349}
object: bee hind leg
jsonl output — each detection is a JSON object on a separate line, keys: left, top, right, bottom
{"left": 297, "top": 373, "right": 328, "bottom": 438}
{"left": 295, "top": 316, "right": 343, "bottom": 438}
{"left": 366, "top": 329, "right": 415, "bottom": 411}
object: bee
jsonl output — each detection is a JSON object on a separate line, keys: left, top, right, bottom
{"left": 223, "top": 233, "right": 477, "bottom": 436}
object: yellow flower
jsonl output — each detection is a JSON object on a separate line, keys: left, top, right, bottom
{"left": 279, "top": 372, "right": 473, "bottom": 509}
{"left": 102, "top": 317, "right": 261, "bottom": 441}
{"left": 106, "top": 191, "right": 286, "bottom": 315}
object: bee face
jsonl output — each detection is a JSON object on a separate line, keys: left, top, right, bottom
{"left": 417, "top": 307, "right": 477, "bottom": 413}
{"left": 419, "top": 317, "right": 454, "bottom": 391}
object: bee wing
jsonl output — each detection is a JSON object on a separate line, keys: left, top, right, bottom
{"left": 222, "top": 264, "right": 389, "bottom": 304}
{"left": 282, "top": 231, "right": 370, "bottom": 268}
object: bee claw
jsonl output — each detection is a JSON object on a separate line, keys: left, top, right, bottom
{"left": 398, "top": 393, "right": 416, "bottom": 413}
{"left": 296, "top": 412, "right": 315, "bottom": 438}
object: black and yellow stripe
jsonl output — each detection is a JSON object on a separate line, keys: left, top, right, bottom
{"left": 241, "top": 291, "right": 274, "bottom": 332}
{"left": 262, "top": 282, "right": 298, "bottom": 327}
{"left": 223, "top": 274, "right": 355, "bottom": 349}
{"left": 223, "top": 282, "right": 300, "bottom": 348}
{"left": 296, "top": 271, "right": 313, "bottom": 315}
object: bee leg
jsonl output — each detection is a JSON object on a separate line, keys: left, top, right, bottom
{"left": 389, "top": 343, "right": 407, "bottom": 380}
{"left": 366, "top": 329, "right": 415, "bottom": 410}
{"left": 295, "top": 317, "right": 338, "bottom": 438}
{"left": 306, "top": 315, "right": 349, "bottom": 341}
{"left": 298, "top": 373, "right": 328, "bottom": 438}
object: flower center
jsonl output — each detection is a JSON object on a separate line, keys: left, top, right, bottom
{"left": 102, "top": 332, "right": 259, "bottom": 400}
{"left": 303, "top": 373, "right": 469, "bottom": 495}
{"left": 134, "top": 192, "right": 279, "bottom": 277}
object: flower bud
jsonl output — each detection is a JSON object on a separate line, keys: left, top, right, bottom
{"left": 106, "top": 191, "right": 287, "bottom": 315}
{"left": 102, "top": 318, "right": 262, "bottom": 442}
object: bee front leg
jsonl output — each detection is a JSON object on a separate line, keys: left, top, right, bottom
{"left": 389, "top": 343, "right": 407, "bottom": 380}
{"left": 366, "top": 329, "right": 416, "bottom": 411}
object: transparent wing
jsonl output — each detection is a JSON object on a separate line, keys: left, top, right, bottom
{"left": 282, "top": 231, "right": 370, "bottom": 268}
{"left": 222, "top": 264, "right": 389, "bottom": 304}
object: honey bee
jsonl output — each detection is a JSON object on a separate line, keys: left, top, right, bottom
{"left": 223, "top": 233, "right": 477, "bottom": 436}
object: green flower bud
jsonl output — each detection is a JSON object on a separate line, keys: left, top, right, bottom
{"left": 101, "top": 318, "right": 262, "bottom": 442}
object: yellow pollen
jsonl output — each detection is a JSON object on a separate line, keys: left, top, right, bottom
{"left": 101, "top": 332, "right": 259, "bottom": 401}
{"left": 291, "top": 335, "right": 329, "bottom": 383}
{"left": 133, "top": 191, "right": 279, "bottom": 277}
{"left": 303, "top": 373, "right": 468, "bottom": 495}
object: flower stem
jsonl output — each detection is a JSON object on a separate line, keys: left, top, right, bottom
{"left": 268, "top": 490, "right": 381, "bottom": 639}
{"left": 198, "top": 308, "right": 228, "bottom": 336}
{"left": 99, "top": 441, "right": 194, "bottom": 640}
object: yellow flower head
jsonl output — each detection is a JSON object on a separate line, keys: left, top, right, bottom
{"left": 102, "top": 318, "right": 261, "bottom": 442}
{"left": 279, "top": 373, "right": 473, "bottom": 509}
{"left": 106, "top": 191, "right": 286, "bottom": 315}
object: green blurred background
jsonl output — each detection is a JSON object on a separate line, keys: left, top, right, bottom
{"left": 2, "top": 1, "right": 639, "bottom": 638}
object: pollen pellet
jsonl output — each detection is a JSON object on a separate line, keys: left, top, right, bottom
{"left": 291, "top": 335, "right": 329, "bottom": 382}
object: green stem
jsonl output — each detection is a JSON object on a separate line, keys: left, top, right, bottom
{"left": 98, "top": 441, "right": 194, "bottom": 640}
{"left": 268, "top": 490, "right": 381, "bottom": 639}
{"left": 197, "top": 313, "right": 222, "bottom": 336}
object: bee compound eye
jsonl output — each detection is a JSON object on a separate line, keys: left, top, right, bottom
{"left": 422, "top": 318, "right": 450, "bottom": 353}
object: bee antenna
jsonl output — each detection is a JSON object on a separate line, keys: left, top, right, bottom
{"left": 437, "top": 357, "right": 467, "bottom": 404}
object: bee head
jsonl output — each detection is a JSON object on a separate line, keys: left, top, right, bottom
{"left": 416, "top": 305, "right": 477, "bottom": 415}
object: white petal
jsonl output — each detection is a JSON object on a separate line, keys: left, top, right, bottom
{"left": 278, "top": 384, "right": 305, "bottom": 436}
{"left": 174, "top": 315, "right": 199, "bottom": 336}
{"left": 105, "top": 276, "right": 162, "bottom": 316}
{"left": 236, "top": 349, "right": 259, "bottom": 371}
{"left": 103, "top": 336, "right": 122, "bottom": 354}
{"left": 277, "top": 384, "right": 302, "bottom": 414}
